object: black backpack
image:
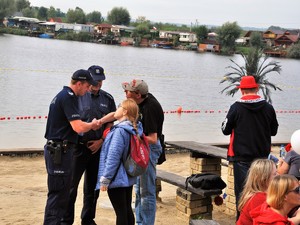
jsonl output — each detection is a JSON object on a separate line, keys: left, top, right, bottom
{"left": 185, "top": 173, "right": 227, "bottom": 190}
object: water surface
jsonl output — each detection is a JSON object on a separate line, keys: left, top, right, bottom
{"left": 0, "top": 34, "right": 299, "bottom": 149}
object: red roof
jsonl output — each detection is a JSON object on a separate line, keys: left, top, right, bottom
{"left": 49, "top": 18, "right": 62, "bottom": 23}
{"left": 275, "top": 34, "right": 299, "bottom": 43}
{"left": 96, "top": 23, "right": 112, "bottom": 28}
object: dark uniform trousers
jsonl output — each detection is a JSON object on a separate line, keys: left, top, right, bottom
{"left": 43, "top": 144, "right": 76, "bottom": 225}
{"left": 62, "top": 143, "right": 100, "bottom": 224}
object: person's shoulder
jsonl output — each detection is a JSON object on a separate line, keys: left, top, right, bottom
{"left": 264, "top": 101, "right": 276, "bottom": 110}
{"left": 58, "top": 86, "right": 76, "bottom": 100}
{"left": 147, "top": 93, "right": 163, "bottom": 107}
{"left": 289, "top": 150, "right": 300, "bottom": 157}
{"left": 99, "top": 89, "right": 114, "bottom": 100}
{"left": 253, "top": 192, "right": 267, "bottom": 199}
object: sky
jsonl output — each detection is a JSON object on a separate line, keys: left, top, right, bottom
{"left": 28, "top": 0, "right": 300, "bottom": 29}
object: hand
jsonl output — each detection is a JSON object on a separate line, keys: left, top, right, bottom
{"left": 87, "top": 140, "right": 102, "bottom": 154}
{"left": 100, "top": 186, "right": 108, "bottom": 192}
{"left": 91, "top": 118, "right": 101, "bottom": 131}
{"left": 288, "top": 207, "right": 300, "bottom": 224}
{"left": 278, "top": 158, "right": 284, "bottom": 167}
{"left": 96, "top": 118, "right": 103, "bottom": 127}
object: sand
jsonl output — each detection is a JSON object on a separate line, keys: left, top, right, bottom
{"left": 0, "top": 152, "right": 235, "bottom": 225}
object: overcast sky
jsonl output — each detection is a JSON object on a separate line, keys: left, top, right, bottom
{"left": 29, "top": 0, "right": 300, "bottom": 29}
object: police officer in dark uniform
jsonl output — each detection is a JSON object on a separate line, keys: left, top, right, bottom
{"left": 43, "top": 69, "right": 99, "bottom": 225}
{"left": 62, "top": 66, "right": 116, "bottom": 225}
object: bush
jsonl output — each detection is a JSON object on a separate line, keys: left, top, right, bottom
{"left": 56, "top": 31, "right": 93, "bottom": 42}
{"left": 236, "top": 46, "right": 251, "bottom": 55}
{"left": 287, "top": 43, "right": 300, "bottom": 59}
{"left": 0, "top": 27, "right": 28, "bottom": 36}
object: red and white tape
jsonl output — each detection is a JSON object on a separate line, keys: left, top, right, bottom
{"left": 1, "top": 109, "right": 300, "bottom": 121}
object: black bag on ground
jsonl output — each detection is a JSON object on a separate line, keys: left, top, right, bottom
{"left": 157, "top": 134, "right": 166, "bottom": 165}
{"left": 185, "top": 173, "right": 227, "bottom": 190}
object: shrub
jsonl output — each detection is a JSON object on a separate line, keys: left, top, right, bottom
{"left": 56, "top": 31, "right": 92, "bottom": 42}
{"left": 0, "top": 27, "right": 28, "bottom": 36}
{"left": 287, "top": 43, "right": 300, "bottom": 59}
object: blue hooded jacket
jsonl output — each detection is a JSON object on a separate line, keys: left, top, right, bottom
{"left": 96, "top": 120, "right": 143, "bottom": 190}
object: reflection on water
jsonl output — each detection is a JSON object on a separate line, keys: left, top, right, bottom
{"left": 1, "top": 34, "right": 300, "bottom": 149}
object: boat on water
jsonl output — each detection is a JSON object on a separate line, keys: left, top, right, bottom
{"left": 151, "top": 41, "right": 173, "bottom": 49}
{"left": 39, "top": 33, "right": 53, "bottom": 39}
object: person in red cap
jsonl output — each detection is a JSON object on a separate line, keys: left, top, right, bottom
{"left": 221, "top": 75, "right": 279, "bottom": 220}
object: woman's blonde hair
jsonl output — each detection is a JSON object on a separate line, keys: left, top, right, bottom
{"left": 266, "top": 174, "right": 298, "bottom": 210}
{"left": 238, "top": 159, "right": 276, "bottom": 211}
{"left": 121, "top": 98, "right": 139, "bottom": 135}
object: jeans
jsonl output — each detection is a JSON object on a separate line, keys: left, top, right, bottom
{"left": 233, "top": 161, "right": 252, "bottom": 220}
{"left": 135, "top": 140, "right": 162, "bottom": 225}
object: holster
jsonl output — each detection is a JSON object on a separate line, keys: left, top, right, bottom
{"left": 46, "top": 140, "right": 64, "bottom": 165}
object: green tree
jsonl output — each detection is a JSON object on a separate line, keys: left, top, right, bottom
{"left": 66, "top": 7, "right": 86, "bottom": 24}
{"left": 250, "top": 31, "right": 264, "bottom": 49}
{"left": 22, "top": 7, "right": 36, "bottom": 18}
{"left": 86, "top": 11, "right": 102, "bottom": 23}
{"left": 107, "top": 7, "right": 130, "bottom": 25}
{"left": 0, "top": 0, "right": 16, "bottom": 19}
{"left": 132, "top": 23, "right": 149, "bottom": 37}
{"left": 220, "top": 47, "right": 282, "bottom": 104}
{"left": 53, "top": 8, "right": 65, "bottom": 18}
{"left": 287, "top": 43, "right": 300, "bottom": 59}
{"left": 15, "top": 0, "right": 30, "bottom": 12}
{"left": 192, "top": 25, "right": 208, "bottom": 43}
{"left": 217, "top": 21, "right": 242, "bottom": 54}
{"left": 47, "top": 6, "right": 57, "bottom": 18}
{"left": 135, "top": 16, "right": 149, "bottom": 24}
{"left": 37, "top": 6, "right": 48, "bottom": 20}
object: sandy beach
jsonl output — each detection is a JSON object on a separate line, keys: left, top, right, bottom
{"left": 0, "top": 152, "right": 235, "bottom": 225}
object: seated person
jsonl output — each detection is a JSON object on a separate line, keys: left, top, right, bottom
{"left": 251, "top": 174, "right": 300, "bottom": 225}
{"left": 278, "top": 144, "right": 300, "bottom": 179}
{"left": 237, "top": 159, "right": 277, "bottom": 225}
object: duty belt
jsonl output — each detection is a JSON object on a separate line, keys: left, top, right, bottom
{"left": 47, "top": 140, "right": 76, "bottom": 149}
{"left": 46, "top": 140, "right": 76, "bottom": 164}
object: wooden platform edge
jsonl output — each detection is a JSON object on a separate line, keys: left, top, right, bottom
{"left": 0, "top": 148, "right": 44, "bottom": 154}
{"left": 166, "top": 141, "right": 227, "bottom": 159}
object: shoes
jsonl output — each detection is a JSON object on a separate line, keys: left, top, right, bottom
{"left": 82, "top": 220, "right": 97, "bottom": 225}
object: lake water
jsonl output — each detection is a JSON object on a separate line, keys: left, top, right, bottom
{"left": 0, "top": 34, "right": 300, "bottom": 149}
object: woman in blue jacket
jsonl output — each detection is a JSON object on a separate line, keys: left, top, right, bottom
{"left": 96, "top": 98, "right": 143, "bottom": 225}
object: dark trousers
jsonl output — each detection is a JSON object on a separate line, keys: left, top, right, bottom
{"left": 62, "top": 144, "right": 100, "bottom": 224}
{"left": 43, "top": 145, "right": 74, "bottom": 225}
{"left": 108, "top": 186, "right": 135, "bottom": 225}
{"left": 233, "top": 161, "right": 252, "bottom": 220}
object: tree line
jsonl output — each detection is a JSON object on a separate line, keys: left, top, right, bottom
{"left": 1, "top": 0, "right": 299, "bottom": 58}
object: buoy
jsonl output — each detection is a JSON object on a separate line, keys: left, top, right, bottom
{"left": 177, "top": 106, "right": 182, "bottom": 114}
